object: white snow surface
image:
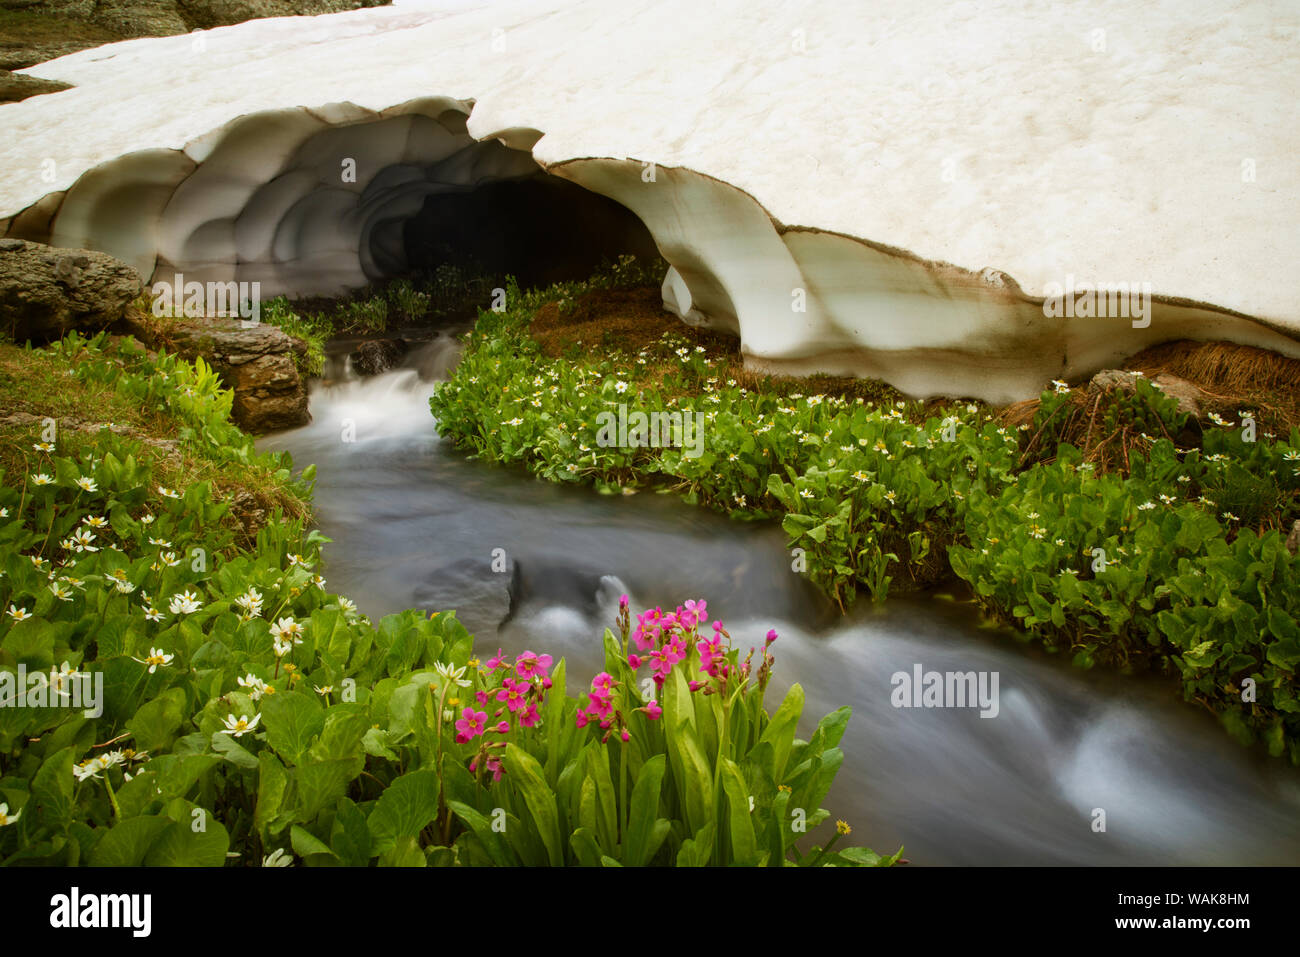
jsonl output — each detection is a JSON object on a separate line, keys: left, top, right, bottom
{"left": 1, "top": 0, "right": 1297, "bottom": 321}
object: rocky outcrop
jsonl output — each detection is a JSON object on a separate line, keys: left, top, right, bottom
{"left": 0, "top": 237, "right": 142, "bottom": 342}
{"left": 0, "top": 1, "right": 390, "bottom": 69}
{"left": 1089, "top": 369, "right": 1207, "bottom": 418}
{"left": 350, "top": 337, "right": 406, "bottom": 376}
{"left": 123, "top": 313, "right": 310, "bottom": 433}
{"left": 0, "top": 69, "right": 71, "bottom": 101}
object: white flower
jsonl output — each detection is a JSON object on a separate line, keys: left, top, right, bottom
{"left": 314, "top": 685, "right": 334, "bottom": 696}
{"left": 434, "top": 661, "right": 472, "bottom": 688}
{"left": 168, "top": 589, "right": 202, "bottom": 615}
{"left": 238, "top": 674, "right": 271, "bottom": 701}
{"left": 144, "top": 606, "right": 165, "bottom": 622}
{"left": 235, "top": 587, "right": 263, "bottom": 617}
{"left": 49, "top": 581, "right": 74, "bottom": 602}
{"left": 5, "top": 605, "right": 31, "bottom": 622}
{"left": 31, "top": 473, "right": 53, "bottom": 486}
{"left": 114, "top": 579, "right": 137, "bottom": 595}
{"left": 614, "top": 380, "right": 628, "bottom": 394}
{"left": 75, "top": 476, "right": 98, "bottom": 492}
{"left": 140, "top": 513, "right": 155, "bottom": 524}
{"left": 273, "top": 638, "right": 293, "bottom": 658}
{"left": 270, "top": 617, "right": 304, "bottom": 645}
{"left": 337, "top": 596, "right": 358, "bottom": 618}
{"left": 158, "top": 486, "right": 181, "bottom": 499}
{"left": 82, "top": 515, "right": 108, "bottom": 529}
{"left": 263, "top": 848, "right": 293, "bottom": 867}
{"left": 798, "top": 488, "right": 814, "bottom": 499}
{"left": 1051, "top": 380, "right": 1070, "bottom": 394}
{"left": 132, "top": 647, "right": 174, "bottom": 674}
{"left": 49, "top": 662, "right": 80, "bottom": 699}
{"left": 0, "top": 803, "right": 20, "bottom": 827}
{"left": 220, "top": 713, "right": 261, "bottom": 738}
{"left": 1137, "top": 501, "right": 1156, "bottom": 511}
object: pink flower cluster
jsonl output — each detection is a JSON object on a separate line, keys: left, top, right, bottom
{"left": 575, "top": 596, "right": 772, "bottom": 744}
{"left": 455, "top": 647, "right": 555, "bottom": 783}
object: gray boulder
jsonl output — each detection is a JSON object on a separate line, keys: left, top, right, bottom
{"left": 0, "top": 237, "right": 142, "bottom": 342}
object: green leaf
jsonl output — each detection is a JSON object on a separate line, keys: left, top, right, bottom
{"left": 330, "top": 798, "right": 373, "bottom": 867}
{"left": 260, "top": 691, "right": 326, "bottom": 765}
{"left": 294, "top": 759, "right": 358, "bottom": 823}
{"left": 720, "top": 756, "right": 759, "bottom": 865}
{"left": 367, "top": 769, "right": 440, "bottom": 855}
{"left": 32, "top": 746, "right": 74, "bottom": 834}
{"left": 88, "top": 816, "right": 171, "bottom": 866}
{"left": 569, "top": 826, "right": 603, "bottom": 867}
{"left": 624, "top": 753, "right": 667, "bottom": 866}
{"left": 502, "top": 743, "right": 564, "bottom": 867}
{"left": 447, "top": 801, "right": 516, "bottom": 867}
{"left": 144, "top": 818, "right": 230, "bottom": 866}
{"left": 673, "top": 725, "right": 715, "bottom": 838}
{"left": 290, "top": 824, "right": 338, "bottom": 862}
{"left": 756, "top": 683, "right": 804, "bottom": 781}
{"left": 126, "top": 688, "right": 186, "bottom": 752}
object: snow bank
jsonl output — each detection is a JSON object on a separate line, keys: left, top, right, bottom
{"left": 1, "top": 0, "right": 1296, "bottom": 400}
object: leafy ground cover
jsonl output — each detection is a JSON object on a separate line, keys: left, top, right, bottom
{"left": 0, "top": 331, "right": 888, "bottom": 866}
{"left": 430, "top": 263, "right": 1300, "bottom": 763}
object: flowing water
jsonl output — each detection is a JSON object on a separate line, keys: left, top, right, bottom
{"left": 259, "top": 337, "right": 1300, "bottom": 865}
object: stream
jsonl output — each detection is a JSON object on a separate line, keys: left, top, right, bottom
{"left": 258, "top": 335, "right": 1300, "bottom": 865}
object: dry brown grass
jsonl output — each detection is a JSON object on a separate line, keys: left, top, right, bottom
{"left": 1000, "top": 340, "right": 1300, "bottom": 475}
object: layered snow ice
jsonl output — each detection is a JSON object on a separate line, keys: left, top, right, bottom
{"left": 1, "top": 0, "right": 1297, "bottom": 400}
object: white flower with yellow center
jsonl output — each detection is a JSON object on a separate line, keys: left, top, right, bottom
{"left": 434, "top": 661, "right": 472, "bottom": 689}
{"left": 0, "top": 803, "right": 20, "bottom": 827}
{"left": 31, "top": 473, "right": 53, "bottom": 486}
{"left": 270, "top": 617, "right": 304, "bottom": 645}
{"left": 132, "top": 648, "right": 174, "bottom": 674}
{"left": 238, "top": 674, "right": 271, "bottom": 701}
{"left": 75, "top": 476, "right": 98, "bottom": 493}
{"left": 220, "top": 714, "right": 261, "bottom": 738}
{"left": 168, "top": 590, "right": 202, "bottom": 615}
{"left": 82, "top": 515, "right": 108, "bottom": 529}
{"left": 158, "top": 486, "right": 181, "bottom": 499}
{"left": 5, "top": 605, "right": 31, "bottom": 622}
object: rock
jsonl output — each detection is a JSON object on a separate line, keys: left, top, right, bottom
{"left": 0, "top": 69, "right": 72, "bottom": 103}
{"left": 1088, "top": 369, "right": 1206, "bottom": 418}
{"left": 0, "top": 238, "right": 142, "bottom": 342}
{"left": 0, "top": 1, "right": 391, "bottom": 69}
{"left": 412, "top": 557, "right": 518, "bottom": 637}
{"left": 1287, "top": 520, "right": 1300, "bottom": 556}
{"left": 122, "top": 313, "right": 310, "bottom": 433}
{"left": 350, "top": 338, "right": 406, "bottom": 376}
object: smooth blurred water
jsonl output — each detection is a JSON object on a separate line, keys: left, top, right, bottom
{"left": 259, "top": 338, "right": 1300, "bottom": 865}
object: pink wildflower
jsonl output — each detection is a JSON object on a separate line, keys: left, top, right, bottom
{"left": 454, "top": 707, "right": 487, "bottom": 743}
